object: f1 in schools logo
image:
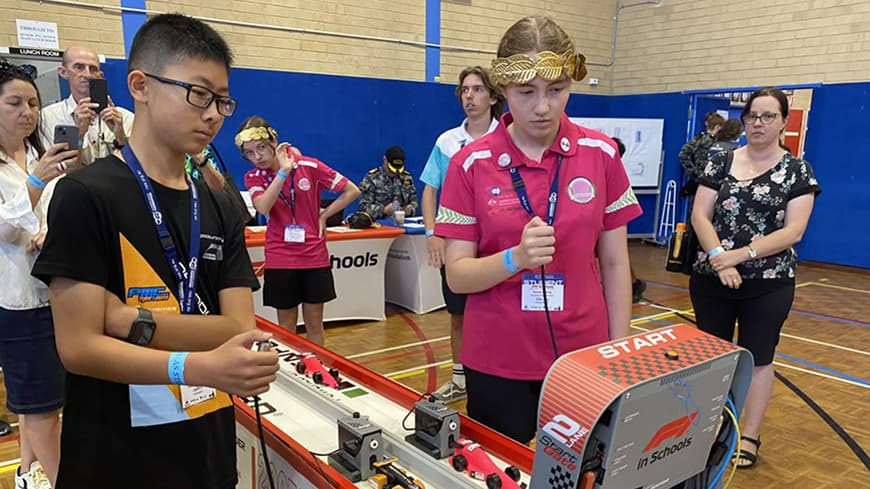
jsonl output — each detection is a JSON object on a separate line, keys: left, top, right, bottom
{"left": 636, "top": 412, "right": 697, "bottom": 470}
{"left": 128, "top": 286, "right": 170, "bottom": 303}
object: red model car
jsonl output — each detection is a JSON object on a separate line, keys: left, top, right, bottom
{"left": 449, "top": 438, "right": 524, "bottom": 489}
{"left": 294, "top": 353, "right": 340, "bottom": 388}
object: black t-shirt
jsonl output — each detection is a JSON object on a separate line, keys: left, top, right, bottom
{"left": 33, "top": 155, "right": 259, "bottom": 489}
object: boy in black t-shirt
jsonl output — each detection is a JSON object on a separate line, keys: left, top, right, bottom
{"left": 32, "top": 14, "right": 279, "bottom": 489}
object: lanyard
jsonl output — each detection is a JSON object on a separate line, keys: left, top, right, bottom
{"left": 266, "top": 168, "right": 296, "bottom": 222}
{"left": 122, "top": 145, "right": 201, "bottom": 314}
{"left": 509, "top": 155, "right": 564, "bottom": 226}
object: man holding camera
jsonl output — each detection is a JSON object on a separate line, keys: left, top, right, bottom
{"left": 40, "top": 45, "right": 134, "bottom": 165}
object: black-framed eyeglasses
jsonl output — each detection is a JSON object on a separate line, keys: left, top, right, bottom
{"left": 144, "top": 72, "right": 237, "bottom": 116}
{"left": 742, "top": 112, "right": 779, "bottom": 125}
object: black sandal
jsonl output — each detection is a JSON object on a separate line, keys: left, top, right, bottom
{"left": 734, "top": 435, "right": 761, "bottom": 469}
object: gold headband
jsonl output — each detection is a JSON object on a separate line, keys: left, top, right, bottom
{"left": 234, "top": 126, "right": 277, "bottom": 148}
{"left": 490, "top": 49, "right": 587, "bottom": 86}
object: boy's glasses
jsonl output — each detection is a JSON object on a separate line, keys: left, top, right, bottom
{"left": 144, "top": 72, "right": 237, "bottom": 116}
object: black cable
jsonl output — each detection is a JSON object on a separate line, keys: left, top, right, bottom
{"left": 401, "top": 392, "right": 431, "bottom": 431}
{"left": 308, "top": 448, "right": 341, "bottom": 486}
{"left": 254, "top": 396, "right": 277, "bottom": 489}
{"left": 540, "top": 265, "right": 560, "bottom": 359}
{"left": 774, "top": 370, "right": 870, "bottom": 472}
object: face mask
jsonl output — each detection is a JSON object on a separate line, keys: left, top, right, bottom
{"left": 387, "top": 160, "right": 404, "bottom": 173}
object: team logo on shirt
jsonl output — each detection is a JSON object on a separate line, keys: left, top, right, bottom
{"left": 298, "top": 177, "right": 311, "bottom": 191}
{"left": 489, "top": 186, "right": 502, "bottom": 196}
{"left": 568, "top": 177, "right": 596, "bottom": 204}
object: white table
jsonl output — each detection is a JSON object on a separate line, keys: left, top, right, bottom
{"left": 384, "top": 232, "right": 445, "bottom": 314}
{"left": 246, "top": 226, "right": 404, "bottom": 324}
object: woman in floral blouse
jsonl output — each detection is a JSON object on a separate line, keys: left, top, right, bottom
{"left": 691, "top": 87, "right": 820, "bottom": 469}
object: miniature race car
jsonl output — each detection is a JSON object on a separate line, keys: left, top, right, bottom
{"left": 294, "top": 353, "right": 340, "bottom": 388}
{"left": 449, "top": 438, "right": 524, "bottom": 489}
{"left": 367, "top": 457, "right": 426, "bottom": 489}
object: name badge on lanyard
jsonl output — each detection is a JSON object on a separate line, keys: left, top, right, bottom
{"left": 522, "top": 273, "right": 565, "bottom": 311}
{"left": 122, "top": 145, "right": 201, "bottom": 314}
{"left": 284, "top": 224, "right": 305, "bottom": 243}
{"left": 510, "top": 154, "right": 565, "bottom": 313}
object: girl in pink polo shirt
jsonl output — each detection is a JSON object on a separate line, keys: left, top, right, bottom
{"left": 240, "top": 116, "right": 360, "bottom": 345}
{"left": 435, "top": 16, "right": 642, "bottom": 443}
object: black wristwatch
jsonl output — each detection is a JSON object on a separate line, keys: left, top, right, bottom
{"left": 127, "top": 308, "right": 157, "bottom": 346}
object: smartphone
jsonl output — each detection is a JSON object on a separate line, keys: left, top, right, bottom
{"left": 53, "top": 124, "right": 81, "bottom": 150}
{"left": 88, "top": 78, "right": 108, "bottom": 114}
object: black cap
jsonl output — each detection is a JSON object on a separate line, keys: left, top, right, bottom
{"left": 385, "top": 146, "right": 405, "bottom": 165}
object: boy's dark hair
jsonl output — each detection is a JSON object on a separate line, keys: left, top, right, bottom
{"left": 128, "top": 13, "right": 233, "bottom": 75}
{"left": 717, "top": 119, "right": 743, "bottom": 141}
{"left": 612, "top": 137, "right": 626, "bottom": 157}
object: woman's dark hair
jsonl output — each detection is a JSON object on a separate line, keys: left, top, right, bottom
{"left": 611, "top": 137, "right": 626, "bottom": 157}
{"left": 455, "top": 66, "right": 506, "bottom": 121}
{"left": 0, "top": 59, "right": 45, "bottom": 159}
{"left": 741, "top": 87, "right": 789, "bottom": 121}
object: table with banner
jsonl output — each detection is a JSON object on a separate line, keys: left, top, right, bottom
{"left": 245, "top": 224, "right": 405, "bottom": 323}
{"left": 380, "top": 217, "right": 446, "bottom": 314}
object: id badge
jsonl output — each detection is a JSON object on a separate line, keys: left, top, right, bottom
{"left": 521, "top": 273, "right": 565, "bottom": 311}
{"left": 180, "top": 385, "right": 216, "bottom": 409}
{"left": 284, "top": 224, "right": 305, "bottom": 243}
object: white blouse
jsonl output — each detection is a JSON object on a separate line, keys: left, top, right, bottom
{"left": 0, "top": 143, "right": 56, "bottom": 309}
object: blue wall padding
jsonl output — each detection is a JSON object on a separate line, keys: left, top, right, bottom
{"left": 800, "top": 83, "right": 869, "bottom": 268}
{"left": 100, "top": 59, "right": 863, "bottom": 267}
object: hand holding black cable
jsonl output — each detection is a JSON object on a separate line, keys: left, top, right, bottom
{"left": 513, "top": 217, "right": 556, "bottom": 269}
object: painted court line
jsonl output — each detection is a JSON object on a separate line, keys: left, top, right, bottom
{"left": 347, "top": 336, "right": 450, "bottom": 359}
{"left": 806, "top": 281, "right": 870, "bottom": 295}
{"left": 780, "top": 333, "right": 870, "bottom": 356}
{"left": 775, "top": 353, "right": 870, "bottom": 387}
{"left": 385, "top": 360, "right": 452, "bottom": 379}
{"left": 774, "top": 361, "right": 870, "bottom": 389}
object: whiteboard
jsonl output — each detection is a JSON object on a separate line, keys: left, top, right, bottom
{"left": 569, "top": 117, "right": 664, "bottom": 187}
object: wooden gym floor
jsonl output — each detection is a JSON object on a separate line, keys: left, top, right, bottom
{"left": 0, "top": 241, "right": 867, "bottom": 488}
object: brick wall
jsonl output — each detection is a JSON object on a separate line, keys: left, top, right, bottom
{"left": 1, "top": 0, "right": 125, "bottom": 58}
{"left": 613, "top": 0, "right": 870, "bottom": 94}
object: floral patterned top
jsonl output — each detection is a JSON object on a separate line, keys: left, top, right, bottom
{"left": 693, "top": 151, "right": 821, "bottom": 279}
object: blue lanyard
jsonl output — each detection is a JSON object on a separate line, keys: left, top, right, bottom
{"left": 122, "top": 145, "right": 201, "bottom": 314}
{"left": 266, "top": 169, "right": 296, "bottom": 222}
{"left": 508, "top": 155, "right": 564, "bottom": 226}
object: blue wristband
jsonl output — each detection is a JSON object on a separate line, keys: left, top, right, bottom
{"left": 503, "top": 248, "right": 521, "bottom": 274}
{"left": 425, "top": 229, "right": 434, "bottom": 237}
{"left": 276, "top": 170, "right": 288, "bottom": 180}
{"left": 707, "top": 246, "right": 725, "bottom": 257}
{"left": 168, "top": 352, "right": 189, "bottom": 385}
{"left": 27, "top": 174, "right": 46, "bottom": 189}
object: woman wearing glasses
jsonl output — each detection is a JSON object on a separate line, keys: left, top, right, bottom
{"left": 690, "top": 87, "right": 821, "bottom": 469}
{"left": 239, "top": 116, "right": 359, "bottom": 345}
{"left": 0, "top": 61, "right": 79, "bottom": 487}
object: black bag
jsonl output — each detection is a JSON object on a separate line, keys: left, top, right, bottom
{"left": 667, "top": 151, "right": 733, "bottom": 275}
{"left": 346, "top": 212, "right": 374, "bottom": 229}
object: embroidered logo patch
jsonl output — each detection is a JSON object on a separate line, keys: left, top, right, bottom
{"left": 568, "top": 177, "right": 596, "bottom": 204}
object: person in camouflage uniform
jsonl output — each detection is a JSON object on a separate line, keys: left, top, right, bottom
{"left": 679, "top": 112, "right": 725, "bottom": 188}
{"left": 358, "top": 145, "right": 418, "bottom": 220}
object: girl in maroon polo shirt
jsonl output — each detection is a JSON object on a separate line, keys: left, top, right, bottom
{"left": 240, "top": 116, "right": 360, "bottom": 345}
{"left": 435, "top": 16, "right": 641, "bottom": 443}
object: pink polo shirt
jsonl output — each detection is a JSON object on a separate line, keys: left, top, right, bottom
{"left": 435, "top": 113, "right": 642, "bottom": 380}
{"left": 244, "top": 158, "right": 348, "bottom": 269}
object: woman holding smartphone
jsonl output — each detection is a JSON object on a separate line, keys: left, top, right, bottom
{"left": 0, "top": 60, "right": 79, "bottom": 487}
